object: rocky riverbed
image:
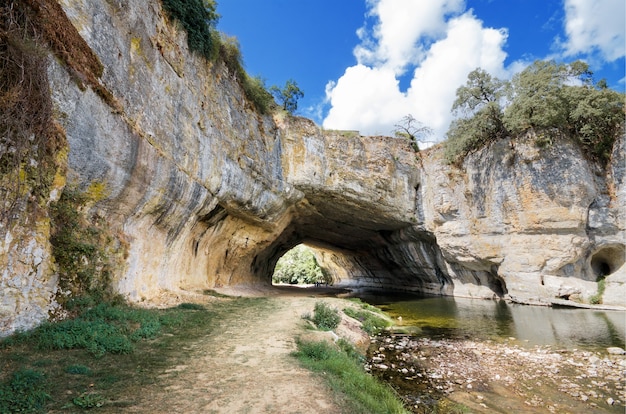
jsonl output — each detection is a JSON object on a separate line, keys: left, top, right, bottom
{"left": 367, "top": 333, "right": 626, "bottom": 413}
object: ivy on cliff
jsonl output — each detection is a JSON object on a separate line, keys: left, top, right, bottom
{"left": 0, "top": 2, "right": 67, "bottom": 224}
{"left": 160, "top": 0, "right": 220, "bottom": 61}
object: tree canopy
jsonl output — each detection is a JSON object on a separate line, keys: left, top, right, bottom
{"left": 444, "top": 60, "right": 625, "bottom": 165}
{"left": 270, "top": 79, "right": 304, "bottom": 114}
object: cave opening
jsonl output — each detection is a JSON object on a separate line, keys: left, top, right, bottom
{"left": 589, "top": 244, "right": 625, "bottom": 280}
{"left": 270, "top": 243, "right": 332, "bottom": 287}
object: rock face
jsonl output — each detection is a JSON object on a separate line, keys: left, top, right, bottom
{"left": 0, "top": 1, "right": 623, "bottom": 335}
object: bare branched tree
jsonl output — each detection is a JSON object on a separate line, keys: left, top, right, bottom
{"left": 393, "top": 114, "right": 432, "bottom": 152}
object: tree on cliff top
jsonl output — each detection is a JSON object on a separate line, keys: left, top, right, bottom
{"left": 393, "top": 114, "right": 432, "bottom": 152}
{"left": 270, "top": 79, "right": 304, "bottom": 114}
{"left": 444, "top": 60, "right": 625, "bottom": 165}
{"left": 444, "top": 68, "right": 508, "bottom": 164}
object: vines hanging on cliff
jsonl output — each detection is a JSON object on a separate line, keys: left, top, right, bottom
{"left": 0, "top": 2, "right": 65, "bottom": 224}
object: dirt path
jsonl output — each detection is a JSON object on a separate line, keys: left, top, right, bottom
{"left": 122, "top": 289, "right": 350, "bottom": 413}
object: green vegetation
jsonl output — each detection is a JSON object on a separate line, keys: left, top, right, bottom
{"left": 50, "top": 187, "right": 125, "bottom": 305}
{"left": 160, "top": 0, "right": 278, "bottom": 114}
{"left": 0, "top": 296, "right": 234, "bottom": 412}
{"left": 272, "top": 244, "right": 332, "bottom": 285}
{"left": 343, "top": 306, "right": 391, "bottom": 335}
{"left": 0, "top": 2, "right": 67, "bottom": 225}
{"left": 589, "top": 277, "right": 606, "bottom": 305}
{"left": 0, "top": 369, "right": 51, "bottom": 413}
{"left": 445, "top": 61, "right": 625, "bottom": 165}
{"left": 8, "top": 301, "right": 165, "bottom": 358}
{"left": 293, "top": 339, "right": 409, "bottom": 414}
{"left": 160, "top": 0, "right": 220, "bottom": 60}
{"left": 270, "top": 79, "right": 304, "bottom": 114}
{"left": 445, "top": 68, "right": 507, "bottom": 164}
{"left": 311, "top": 302, "right": 342, "bottom": 331}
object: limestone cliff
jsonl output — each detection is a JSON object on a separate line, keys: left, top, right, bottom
{"left": 0, "top": 1, "right": 623, "bottom": 335}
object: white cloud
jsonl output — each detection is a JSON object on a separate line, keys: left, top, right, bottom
{"left": 355, "top": 0, "right": 465, "bottom": 71}
{"left": 323, "top": 0, "right": 509, "bottom": 140}
{"left": 561, "top": 0, "right": 626, "bottom": 61}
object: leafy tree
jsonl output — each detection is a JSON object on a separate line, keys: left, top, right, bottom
{"left": 270, "top": 79, "right": 304, "bottom": 114}
{"left": 444, "top": 69, "right": 508, "bottom": 164}
{"left": 503, "top": 60, "right": 592, "bottom": 133}
{"left": 444, "top": 61, "right": 624, "bottom": 165}
{"left": 504, "top": 60, "right": 624, "bottom": 163}
{"left": 565, "top": 83, "right": 624, "bottom": 162}
{"left": 393, "top": 114, "right": 432, "bottom": 152}
{"left": 272, "top": 245, "right": 330, "bottom": 285}
{"left": 451, "top": 68, "right": 507, "bottom": 115}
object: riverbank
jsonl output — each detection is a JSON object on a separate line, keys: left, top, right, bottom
{"left": 2, "top": 286, "right": 624, "bottom": 413}
{"left": 368, "top": 332, "right": 626, "bottom": 413}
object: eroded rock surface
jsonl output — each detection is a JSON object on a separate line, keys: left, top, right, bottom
{"left": 0, "top": 1, "right": 623, "bottom": 334}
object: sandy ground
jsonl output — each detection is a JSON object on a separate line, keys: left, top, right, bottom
{"left": 118, "top": 286, "right": 351, "bottom": 414}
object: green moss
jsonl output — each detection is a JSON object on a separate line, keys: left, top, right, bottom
{"left": 84, "top": 181, "right": 109, "bottom": 203}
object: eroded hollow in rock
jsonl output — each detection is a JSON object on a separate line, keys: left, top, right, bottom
{"left": 590, "top": 244, "right": 625, "bottom": 280}
{"left": 249, "top": 215, "right": 507, "bottom": 299}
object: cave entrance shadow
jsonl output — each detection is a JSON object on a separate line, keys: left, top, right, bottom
{"left": 270, "top": 284, "right": 352, "bottom": 297}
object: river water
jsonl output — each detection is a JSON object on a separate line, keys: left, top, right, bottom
{"left": 358, "top": 292, "right": 626, "bottom": 350}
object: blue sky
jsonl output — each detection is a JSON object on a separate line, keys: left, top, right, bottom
{"left": 217, "top": 0, "right": 625, "bottom": 141}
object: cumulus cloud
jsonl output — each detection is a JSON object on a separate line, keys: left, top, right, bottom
{"left": 323, "top": 0, "right": 509, "bottom": 140}
{"left": 561, "top": 0, "right": 625, "bottom": 61}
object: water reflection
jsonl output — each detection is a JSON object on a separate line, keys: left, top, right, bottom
{"left": 359, "top": 292, "right": 626, "bottom": 349}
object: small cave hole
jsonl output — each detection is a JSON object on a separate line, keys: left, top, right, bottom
{"left": 589, "top": 245, "right": 625, "bottom": 281}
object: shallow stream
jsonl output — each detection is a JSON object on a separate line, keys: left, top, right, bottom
{"left": 359, "top": 292, "right": 625, "bottom": 350}
{"left": 356, "top": 292, "right": 626, "bottom": 413}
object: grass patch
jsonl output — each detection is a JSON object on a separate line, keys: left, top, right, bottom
{"left": 0, "top": 369, "right": 51, "bottom": 413}
{"left": 0, "top": 297, "right": 265, "bottom": 412}
{"left": 23, "top": 301, "right": 167, "bottom": 357}
{"left": 343, "top": 307, "right": 391, "bottom": 335}
{"left": 293, "top": 339, "right": 408, "bottom": 414}
{"left": 175, "top": 302, "right": 206, "bottom": 310}
{"left": 64, "top": 364, "right": 91, "bottom": 375}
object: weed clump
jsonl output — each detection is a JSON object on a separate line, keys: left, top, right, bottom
{"left": 0, "top": 369, "right": 51, "bottom": 413}
{"left": 161, "top": 0, "right": 220, "bottom": 61}
{"left": 312, "top": 302, "right": 341, "bottom": 331}
{"left": 589, "top": 278, "right": 606, "bottom": 305}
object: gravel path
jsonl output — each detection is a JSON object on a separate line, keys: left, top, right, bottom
{"left": 119, "top": 291, "right": 348, "bottom": 413}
